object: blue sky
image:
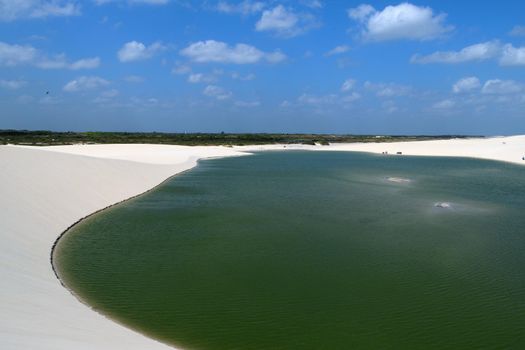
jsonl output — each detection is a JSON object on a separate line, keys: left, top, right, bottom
{"left": 1, "top": 0, "right": 525, "bottom": 134}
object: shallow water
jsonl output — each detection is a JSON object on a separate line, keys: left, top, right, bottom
{"left": 54, "top": 151, "right": 525, "bottom": 349}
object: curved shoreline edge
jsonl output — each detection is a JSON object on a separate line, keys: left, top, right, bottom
{"left": 50, "top": 163, "right": 213, "bottom": 350}
{"left": 2, "top": 136, "right": 525, "bottom": 350}
{"left": 0, "top": 145, "right": 251, "bottom": 350}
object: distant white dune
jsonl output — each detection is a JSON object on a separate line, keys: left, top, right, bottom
{"left": 319, "top": 135, "right": 525, "bottom": 165}
{"left": 1, "top": 135, "right": 525, "bottom": 349}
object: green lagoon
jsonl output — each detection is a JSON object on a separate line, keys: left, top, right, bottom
{"left": 54, "top": 151, "right": 525, "bottom": 349}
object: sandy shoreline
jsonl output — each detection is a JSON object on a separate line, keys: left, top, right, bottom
{"left": 1, "top": 136, "right": 525, "bottom": 349}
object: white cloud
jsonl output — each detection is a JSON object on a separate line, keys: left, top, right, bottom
{"left": 180, "top": 40, "right": 286, "bottom": 64}
{"left": 325, "top": 45, "right": 350, "bottom": 56}
{"left": 187, "top": 73, "right": 216, "bottom": 83}
{"left": 452, "top": 77, "right": 480, "bottom": 93}
{"left": 413, "top": 41, "right": 525, "bottom": 67}
{"left": 509, "top": 25, "right": 525, "bottom": 37}
{"left": 117, "top": 41, "right": 166, "bottom": 62}
{"left": 264, "top": 51, "right": 287, "bottom": 63}
{"left": 411, "top": 41, "right": 501, "bottom": 64}
{"left": 347, "top": 4, "right": 374, "bottom": 21}
{"left": 341, "top": 78, "right": 356, "bottom": 92}
{"left": 482, "top": 79, "right": 523, "bottom": 95}
{"left": 69, "top": 57, "right": 101, "bottom": 69}
{"left": 0, "top": 79, "right": 26, "bottom": 89}
{"left": 0, "top": 0, "right": 80, "bottom": 21}
{"left": 93, "top": 88, "right": 119, "bottom": 103}
{"left": 256, "top": 5, "right": 297, "bottom": 34}
{"left": 348, "top": 3, "right": 452, "bottom": 41}
{"left": 432, "top": 99, "right": 455, "bottom": 109}
{"left": 364, "top": 81, "right": 411, "bottom": 97}
{"left": 203, "top": 85, "right": 232, "bottom": 100}
{"left": 216, "top": 1, "right": 265, "bottom": 15}
{"left": 0, "top": 41, "right": 37, "bottom": 66}
{"left": 499, "top": 44, "right": 525, "bottom": 66}
{"left": 255, "top": 5, "right": 317, "bottom": 38}
{"left": 0, "top": 41, "right": 99, "bottom": 69}
{"left": 63, "top": 76, "right": 109, "bottom": 92}
{"left": 36, "top": 55, "right": 100, "bottom": 69}
{"left": 300, "top": 0, "right": 323, "bottom": 9}
{"left": 342, "top": 92, "right": 361, "bottom": 103}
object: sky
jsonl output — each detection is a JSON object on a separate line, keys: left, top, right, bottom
{"left": 1, "top": 0, "right": 525, "bottom": 135}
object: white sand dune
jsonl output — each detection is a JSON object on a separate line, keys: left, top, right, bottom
{"left": 320, "top": 135, "right": 525, "bottom": 165}
{"left": 0, "top": 145, "right": 248, "bottom": 350}
{"left": 1, "top": 136, "right": 524, "bottom": 349}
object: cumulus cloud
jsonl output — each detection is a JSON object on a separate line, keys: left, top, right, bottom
{"left": 509, "top": 25, "right": 525, "bottom": 37}
{"left": 0, "top": 0, "right": 80, "bottom": 21}
{"left": 93, "top": 88, "right": 119, "bottom": 103}
{"left": 325, "top": 45, "right": 350, "bottom": 56}
{"left": 348, "top": 2, "right": 452, "bottom": 41}
{"left": 203, "top": 85, "right": 232, "bottom": 100}
{"left": 0, "top": 79, "right": 26, "bottom": 89}
{"left": 187, "top": 73, "right": 216, "bottom": 84}
{"left": 341, "top": 78, "right": 356, "bottom": 92}
{"left": 412, "top": 41, "right": 525, "bottom": 66}
{"left": 0, "top": 41, "right": 99, "bottom": 69}
{"left": 348, "top": 4, "right": 374, "bottom": 21}
{"left": 0, "top": 41, "right": 37, "bottom": 66}
{"left": 255, "top": 5, "right": 318, "bottom": 38}
{"left": 481, "top": 79, "right": 523, "bottom": 95}
{"left": 411, "top": 41, "right": 501, "bottom": 64}
{"left": 341, "top": 92, "right": 361, "bottom": 103}
{"left": 180, "top": 40, "right": 286, "bottom": 64}
{"left": 68, "top": 57, "right": 101, "bottom": 69}
{"left": 63, "top": 76, "right": 109, "bottom": 92}
{"left": 432, "top": 99, "right": 455, "bottom": 109}
{"left": 215, "top": 0, "right": 265, "bottom": 15}
{"left": 499, "top": 44, "right": 525, "bottom": 66}
{"left": 37, "top": 55, "right": 100, "bottom": 69}
{"left": 117, "top": 41, "right": 166, "bottom": 62}
{"left": 452, "top": 77, "right": 481, "bottom": 93}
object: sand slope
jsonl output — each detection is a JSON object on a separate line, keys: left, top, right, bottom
{"left": 0, "top": 145, "right": 247, "bottom": 350}
{"left": 1, "top": 136, "right": 524, "bottom": 349}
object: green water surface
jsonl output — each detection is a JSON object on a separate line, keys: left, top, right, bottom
{"left": 54, "top": 151, "right": 525, "bottom": 349}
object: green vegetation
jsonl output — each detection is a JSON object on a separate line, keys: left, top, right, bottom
{"left": 0, "top": 130, "right": 477, "bottom": 146}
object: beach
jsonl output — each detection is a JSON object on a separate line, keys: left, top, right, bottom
{"left": 1, "top": 135, "right": 525, "bottom": 349}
